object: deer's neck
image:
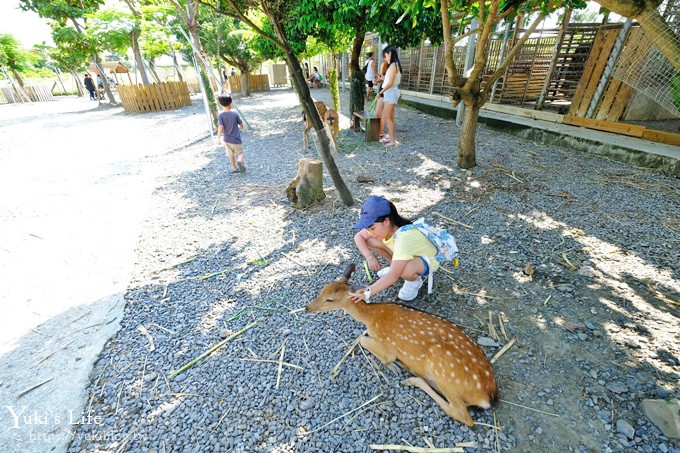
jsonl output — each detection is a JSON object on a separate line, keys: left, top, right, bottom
{"left": 341, "top": 298, "right": 377, "bottom": 326}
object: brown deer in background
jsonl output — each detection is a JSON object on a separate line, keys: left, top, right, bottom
{"left": 303, "top": 100, "right": 339, "bottom": 150}
{"left": 306, "top": 264, "right": 499, "bottom": 426}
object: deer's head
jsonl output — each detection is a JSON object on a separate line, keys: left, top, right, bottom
{"left": 305, "top": 264, "right": 356, "bottom": 314}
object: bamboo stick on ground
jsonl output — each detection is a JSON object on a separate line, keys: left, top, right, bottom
{"left": 275, "top": 341, "right": 286, "bottom": 389}
{"left": 330, "top": 332, "right": 365, "bottom": 378}
{"left": 169, "top": 321, "right": 257, "bottom": 379}
{"left": 16, "top": 377, "right": 54, "bottom": 398}
{"left": 490, "top": 338, "right": 516, "bottom": 364}
{"left": 432, "top": 212, "right": 473, "bottom": 230}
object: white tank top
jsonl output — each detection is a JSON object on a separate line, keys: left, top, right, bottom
{"left": 384, "top": 64, "right": 401, "bottom": 90}
{"left": 365, "top": 58, "right": 375, "bottom": 81}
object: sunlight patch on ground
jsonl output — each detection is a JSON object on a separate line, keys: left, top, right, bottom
{"left": 517, "top": 210, "right": 679, "bottom": 373}
{"left": 412, "top": 153, "right": 453, "bottom": 178}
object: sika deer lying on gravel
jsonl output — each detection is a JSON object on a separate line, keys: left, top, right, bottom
{"left": 306, "top": 264, "right": 499, "bottom": 426}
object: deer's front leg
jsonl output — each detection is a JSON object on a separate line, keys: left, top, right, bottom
{"left": 359, "top": 335, "right": 397, "bottom": 367}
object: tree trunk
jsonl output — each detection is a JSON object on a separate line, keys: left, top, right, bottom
{"left": 93, "top": 54, "right": 116, "bottom": 104}
{"left": 200, "top": 69, "right": 218, "bottom": 125}
{"left": 131, "top": 30, "right": 150, "bottom": 85}
{"left": 285, "top": 53, "right": 353, "bottom": 206}
{"left": 241, "top": 72, "right": 250, "bottom": 96}
{"left": 70, "top": 69, "right": 85, "bottom": 96}
{"left": 147, "top": 60, "right": 161, "bottom": 83}
{"left": 457, "top": 100, "right": 480, "bottom": 169}
{"left": 55, "top": 69, "right": 68, "bottom": 95}
{"left": 12, "top": 70, "right": 25, "bottom": 88}
{"left": 349, "top": 26, "right": 366, "bottom": 116}
{"left": 637, "top": 5, "right": 680, "bottom": 71}
{"left": 169, "top": 44, "right": 184, "bottom": 82}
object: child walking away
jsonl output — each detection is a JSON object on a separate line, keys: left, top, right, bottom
{"left": 217, "top": 95, "right": 246, "bottom": 175}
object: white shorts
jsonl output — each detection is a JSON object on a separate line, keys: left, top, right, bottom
{"left": 383, "top": 87, "right": 400, "bottom": 105}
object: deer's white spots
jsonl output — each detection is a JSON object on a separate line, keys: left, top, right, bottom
{"left": 473, "top": 374, "right": 478, "bottom": 381}
{"left": 471, "top": 358, "right": 477, "bottom": 363}
{"left": 446, "top": 350, "right": 452, "bottom": 357}
{"left": 456, "top": 379, "right": 461, "bottom": 385}
{"left": 464, "top": 366, "right": 469, "bottom": 372}
{"left": 477, "top": 382, "right": 482, "bottom": 390}
{"left": 485, "top": 370, "right": 490, "bottom": 376}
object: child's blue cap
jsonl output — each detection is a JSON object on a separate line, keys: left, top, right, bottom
{"left": 353, "top": 196, "right": 391, "bottom": 229}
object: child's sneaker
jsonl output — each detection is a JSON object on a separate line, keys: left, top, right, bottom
{"left": 398, "top": 277, "right": 423, "bottom": 301}
{"left": 376, "top": 267, "right": 391, "bottom": 278}
{"left": 237, "top": 161, "right": 247, "bottom": 173}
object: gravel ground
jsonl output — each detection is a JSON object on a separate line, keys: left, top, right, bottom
{"left": 67, "top": 88, "right": 679, "bottom": 452}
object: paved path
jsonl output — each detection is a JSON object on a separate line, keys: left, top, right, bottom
{"left": 0, "top": 97, "right": 208, "bottom": 452}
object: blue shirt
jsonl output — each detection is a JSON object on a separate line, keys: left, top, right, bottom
{"left": 218, "top": 111, "right": 242, "bottom": 144}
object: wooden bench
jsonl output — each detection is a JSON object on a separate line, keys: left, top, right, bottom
{"left": 352, "top": 110, "right": 380, "bottom": 142}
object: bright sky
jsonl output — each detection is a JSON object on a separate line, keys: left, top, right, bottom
{"left": 0, "top": 1, "right": 53, "bottom": 48}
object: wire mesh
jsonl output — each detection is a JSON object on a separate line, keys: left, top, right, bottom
{"left": 611, "top": 0, "right": 680, "bottom": 118}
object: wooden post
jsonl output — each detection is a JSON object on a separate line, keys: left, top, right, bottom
{"left": 585, "top": 20, "right": 633, "bottom": 118}
{"left": 286, "top": 159, "right": 326, "bottom": 208}
{"left": 429, "top": 46, "right": 438, "bottom": 94}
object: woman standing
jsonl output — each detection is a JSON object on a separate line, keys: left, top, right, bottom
{"left": 377, "top": 46, "right": 401, "bottom": 147}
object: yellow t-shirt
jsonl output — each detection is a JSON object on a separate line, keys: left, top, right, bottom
{"left": 383, "top": 229, "right": 440, "bottom": 272}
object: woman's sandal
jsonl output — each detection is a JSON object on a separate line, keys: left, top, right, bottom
{"left": 384, "top": 141, "right": 400, "bottom": 147}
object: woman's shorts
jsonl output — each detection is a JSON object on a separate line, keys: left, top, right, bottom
{"left": 383, "top": 87, "right": 400, "bottom": 104}
{"left": 419, "top": 256, "right": 430, "bottom": 277}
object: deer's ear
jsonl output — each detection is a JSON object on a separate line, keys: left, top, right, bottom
{"left": 340, "top": 264, "right": 356, "bottom": 282}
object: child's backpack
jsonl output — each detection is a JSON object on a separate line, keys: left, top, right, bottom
{"left": 394, "top": 218, "right": 459, "bottom": 266}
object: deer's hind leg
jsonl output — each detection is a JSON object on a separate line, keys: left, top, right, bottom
{"left": 303, "top": 124, "right": 312, "bottom": 150}
{"left": 403, "top": 376, "right": 474, "bottom": 426}
{"left": 359, "top": 336, "right": 397, "bottom": 367}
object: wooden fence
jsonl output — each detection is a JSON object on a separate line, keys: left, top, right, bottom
{"left": 228, "top": 74, "right": 270, "bottom": 93}
{"left": 117, "top": 81, "right": 191, "bottom": 113}
{"left": 24, "top": 84, "right": 55, "bottom": 102}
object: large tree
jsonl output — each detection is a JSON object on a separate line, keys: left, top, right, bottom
{"left": 199, "top": 14, "right": 265, "bottom": 96}
{"left": 0, "top": 34, "right": 33, "bottom": 88}
{"left": 201, "top": 0, "right": 353, "bottom": 206}
{"left": 297, "top": 0, "right": 442, "bottom": 118}
{"left": 595, "top": 0, "right": 680, "bottom": 71}
{"left": 19, "top": 0, "right": 118, "bottom": 103}
{"left": 397, "top": 0, "right": 584, "bottom": 168}
{"left": 121, "top": 0, "right": 151, "bottom": 85}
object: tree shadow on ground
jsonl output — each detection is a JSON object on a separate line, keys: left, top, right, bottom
{"left": 68, "top": 88, "right": 679, "bottom": 452}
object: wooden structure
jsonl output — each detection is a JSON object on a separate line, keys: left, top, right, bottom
{"left": 228, "top": 74, "right": 270, "bottom": 93}
{"left": 117, "top": 81, "right": 191, "bottom": 113}
{"left": 88, "top": 61, "right": 133, "bottom": 85}
{"left": 352, "top": 111, "right": 381, "bottom": 142}
{"left": 331, "top": 20, "right": 679, "bottom": 146}
{"left": 24, "top": 84, "right": 55, "bottom": 102}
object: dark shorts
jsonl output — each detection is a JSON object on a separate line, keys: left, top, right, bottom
{"left": 366, "top": 81, "right": 374, "bottom": 88}
{"left": 419, "top": 256, "right": 430, "bottom": 277}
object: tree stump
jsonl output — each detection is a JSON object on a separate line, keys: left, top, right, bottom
{"left": 286, "top": 158, "right": 326, "bottom": 208}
